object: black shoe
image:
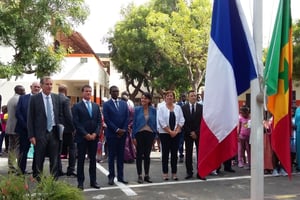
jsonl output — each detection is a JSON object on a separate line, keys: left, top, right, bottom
{"left": 118, "top": 179, "right": 128, "bottom": 184}
{"left": 77, "top": 184, "right": 84, "bottom": 190}
{"left": 224, "top": 168, "right": 236, "bottom": 173}
{"left": 66, "top": 171, "right": 77, "bottom": 177}
{"left": 138, "top": 176, "right": 143, "bottom": 184}
{"left": 185, "top": 174, "right": 193, "bottom": 179}
{"left": 179, "top": 157, "right": 184, "bottom": 163}
{"left": 57, "top": 171, "right": 65, "bottom": 177}
{"left": 90, "top": 182, "right": 100, "bottom": 189}
{"left": 108, "top": 177, "right": 114, "bottom": 185}
{"left": 144, "top": 176, "right": 152, "bottom": 183}
{"left": 197, "top": 174, "right": 207, "bottom": 180}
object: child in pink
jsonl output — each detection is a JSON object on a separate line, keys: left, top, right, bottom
{"left": 238, "top": 106, "right": 251, "bottom": 169}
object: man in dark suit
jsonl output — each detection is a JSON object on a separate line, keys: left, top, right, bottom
{"left": 181, "top": 90, "right": 203, "bottom": 180}
{"left": 57, "top": 84, "right": 76, "bottom": 177}
{"left": 15, "top": 81, "right": 41, "bottom": 174}
{"left": 103, "top": 85, "right": 129, "bottom": 185}
{"left": 72, "top": 85, "right": 101, "bottom": 190}
{"left": 27, "top": 76, "right": 61, "bottom": 180}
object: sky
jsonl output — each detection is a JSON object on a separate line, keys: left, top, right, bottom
{"left": 77, "top": 0, "right": 300, "bottom": 53}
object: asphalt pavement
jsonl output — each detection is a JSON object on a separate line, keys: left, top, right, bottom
{"left": 1, "top": 151, "right": 300, "bottom": 200}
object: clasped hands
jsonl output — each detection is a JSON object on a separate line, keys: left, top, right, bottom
{"left": 84, "top": 133, "right": 97, "bottom": 141}
{"left": 116, "top": 129, "right": 126, "bottom": 138}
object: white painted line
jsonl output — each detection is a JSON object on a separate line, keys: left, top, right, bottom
{"left": 96, "top": 163, "right": 137, "bottom": 196}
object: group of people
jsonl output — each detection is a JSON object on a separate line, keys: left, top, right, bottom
{"left": 7, "top": 78, "right": 298, "bottom": 190}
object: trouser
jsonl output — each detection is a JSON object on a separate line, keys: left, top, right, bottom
{"left": 18, "top": 133, "right": 31, "bottom": 174}
{"left": 58, "top": 133, "right": 76, "bottom": 173}
{"left": 34, "top": 131, "right": 59, "bottom": 179}
{"left": 8, "top": 134, "right": 19, "bottom": 173}
{"left": 135, "top": 131, "right": 154, "bottom": 175}
{"left": 159, "top": 133, "right": 180, "bottom": 174}
{"left": 0, "top": 131, "right": 5, "bottom": 153}
{"left": 184, "top": 135, "right": 199, "bottom": 175}
{"left": 77, "top": 139, "right": 97, "bottom": 185}
{"left": 106, "top": 135, "right": 126, "bottom": 180}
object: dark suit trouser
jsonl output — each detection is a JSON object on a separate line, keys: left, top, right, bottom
{"left": 107, "top": 136, "right": 126, "bottom": 180}
{"left": 18, "top": 132, "right": 31, "bottom": 174}
{"left": 178, "top": 131, "right": 184, "bottom": 158}
{"left": 34, "top": 132, "right": 59, "bottom": 179}
{"left": 159, "top": 133, "right": 180, "bottom": 174}
{"left": 184, "top": 135, "right": 199, "bottom": 175}
{"left": 135, "top": 131, "right": 154, "bottom": 175}
{"left": 58, "top": 132, "right": 76, "bottom": 173}
{"left": 77, "top": 139, "right": 97, "bottom": 185}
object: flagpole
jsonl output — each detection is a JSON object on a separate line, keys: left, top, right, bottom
{"left": 251, "top": 0, "right": 264, "bottom": 199}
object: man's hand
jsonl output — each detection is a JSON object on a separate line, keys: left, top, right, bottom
{"left": 116, "top": 129, "right": 126, "bottom": 137}
{"left": 30, "top": 137, "right": 36, "bottom": 146}
{"left": 190, "top": 131, "right": 197, "bottom": 140}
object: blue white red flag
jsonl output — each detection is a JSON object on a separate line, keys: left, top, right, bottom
{"left": 198, "top": 0, "right": 257, "bottom": 177}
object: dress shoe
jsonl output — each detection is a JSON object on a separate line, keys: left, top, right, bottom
{"left": 118, "top": 179, "right": 128, "bottom": 184}
{"left": 90, "top": 182, "right": 101, "bottom": 189}
{"left": 108, "top": 177, "right": 114, "bottom": 185}
{"left": 66, "top": 171, "right": 77, "bottom": 177}
{"left": 197, "top": 174, "right": 207, "bottom": 180}
{"left": 144, "top": 176, "right": 152, "bottom": 183}
{"left": 57, "top": 171, "right": 65, "bottom": 177}
{"left": 138, "top": 176, "right": 143, "bottom": 184}
{"left": 77, "top": 184, "right": 84, "bottom": 190}
{"left": 185, "top": 174, "right": 193, "bottom": 179}
{"left": 224, "top": 168, "right": 236, "bottom": 173}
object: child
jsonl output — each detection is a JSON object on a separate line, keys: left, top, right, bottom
{"left": 0, "top": 105, "right": 8, "bottom": 156}
{"left": 237, "top": 106, "right": 251, "bottom": 169}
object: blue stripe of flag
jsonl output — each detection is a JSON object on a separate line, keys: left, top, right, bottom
{"left": 211, "top": 0, "right": 257, "bottom": 95}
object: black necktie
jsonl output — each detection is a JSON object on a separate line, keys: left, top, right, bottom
{"left": 192, "top": 104, "right": 195, "bottom": 114}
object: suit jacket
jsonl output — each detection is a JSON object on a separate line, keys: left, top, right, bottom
{"left": 181, "top": 103, "right": 203, "bottom": 137}
{"left": 15, "top": 94, "right": 31, "bottom": 136}
{"left": 132, "top": 106, "right": 157, "bottom": 138}
{"left": 59, "top": 93, "right": 75, "bottom": 133}
{"left": 103, "top": 99, "right": 129, "bottom": 139}
{"left": 6, "top": 94, "right": 21, "bottom": 135}
{"left": 72, "top": 100, "right": 101, "bottom": 143}
{"left": 27, "top": 93, "right": 61, "bottom": 140}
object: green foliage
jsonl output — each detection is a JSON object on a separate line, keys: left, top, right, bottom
{"left": 293, "top": 19, "right": 300, "bottom": 80}
{"left": 147, "top": 0, "right": 211, "bottom": 91}
{"left": 0, "top": 174, "right": 83, "bottom": 200}
{"left": 0, "top": 174, "right": 30, "bottom": 200}
{"left": 0, "top": 0, "right": 89, "bottom": 79}
{"left": 34, "top": 175, "right": 83, "bottom": 200}
{"left": 108, "top": 0, "right": 211, "bottom": 97}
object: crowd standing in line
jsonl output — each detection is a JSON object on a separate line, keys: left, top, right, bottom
{"left": 1, "top": 81, "right": 300, "bottom": 191}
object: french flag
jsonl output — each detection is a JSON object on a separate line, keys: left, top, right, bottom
{"left": 198, "top": 0, "right": 257, "bottom": 177}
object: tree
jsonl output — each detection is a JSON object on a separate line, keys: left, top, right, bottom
{"left": 108, "top": 0, "right": 211, "bottom": 98}
{"left": 293, "top": 19, "right": 300, "bottom": 80}
{"left": 146, "top": 0, "right": 211, "bottom": 92}
{"left": 108, "top": 3, "right": 188, "bottom": 99}
{"left": 0, "top": 0, "right": 89, "bottom": 79}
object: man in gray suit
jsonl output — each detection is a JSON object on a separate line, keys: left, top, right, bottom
{"left": 6, "top": 85, "right": 25, "bottom": 173}
{"left": 27, "top": 76, "right": 61, "bottom": 180}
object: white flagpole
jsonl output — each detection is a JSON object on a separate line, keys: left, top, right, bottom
{"left": 251, "top": 0, "right": 264, "bottom": 199}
